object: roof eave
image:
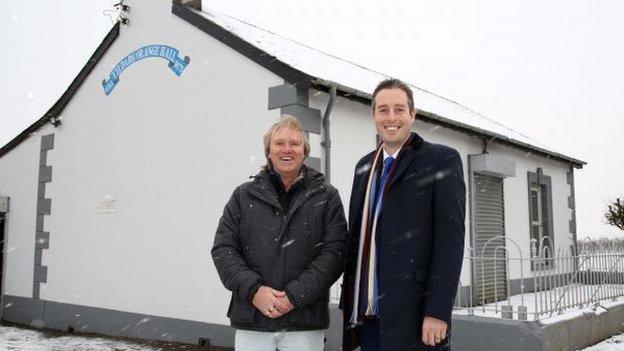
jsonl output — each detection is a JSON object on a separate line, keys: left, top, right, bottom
{"left": 311, "top": 78, "right": 586, "bottom": 168}
{"left": 174, "top": 1, "right": 586, "bottom": 168}
{"left": 0, "top": 23, "right": 120, "bottom": 159}
{"left": 172, "top": 0, "right": 311, "bottom": 85}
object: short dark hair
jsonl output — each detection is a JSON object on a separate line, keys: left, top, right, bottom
{"left": 371, "top": 78, "right": 415, "bottom": 112}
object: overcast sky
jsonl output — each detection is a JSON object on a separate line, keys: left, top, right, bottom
{"left": 2, "top": 0, "right": 623, "bottom": 239}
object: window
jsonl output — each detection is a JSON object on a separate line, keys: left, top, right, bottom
{"left": 527, "top": 169, "right": 554, "bottom": 267}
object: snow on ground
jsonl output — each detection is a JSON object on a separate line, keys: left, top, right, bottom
{"left": 0, "top": 325, "right": 160, "bottom": 351}
{"left": 0, "top": 325, "right": 219, "bottom": 351}
{"left": 580, "top": 332, "right": 624, "bottom": 351}
{"left": 453, "top": 283, "right": 624, "bottom": 323}
{"left": 1, "top": 322, "right": 623, "bottom": 351}
{"left": 451, "top": 284, "right": 624, "bottom": 350}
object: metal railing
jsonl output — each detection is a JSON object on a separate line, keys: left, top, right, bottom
{"left": 454, "top": 237, "right": 624, "bottom": 321}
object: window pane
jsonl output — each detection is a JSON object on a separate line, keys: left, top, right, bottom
{"left": 531, "top": 190, "right": 539, "bottom": 221}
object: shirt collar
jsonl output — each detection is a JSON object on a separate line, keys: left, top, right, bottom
{"left": 383, "top": 147, "right": 400, "bottom": 160}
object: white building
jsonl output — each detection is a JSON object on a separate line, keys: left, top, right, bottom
{"left": 0, "top": 0, "right": 585, "bottom": 349}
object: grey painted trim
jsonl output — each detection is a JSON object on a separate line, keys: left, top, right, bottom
{"left": 468, "top": 154, "right": 516, "bottom": 178}
{"left": 0, "top": 295, "right": 348, "bottom": 350}
{"left": 567, "top": 166, "right": 578, "bottom": 255}
{"left": 33, "top": 265, "right": 47, "bottom": 283}
{"left": 34, "top": 251, "right": 42, "bottom": 266}
{"left": 453, "top": 303, "right": 624, "bottom": 351}
{"left": 281, "top": 104, "right": 321, "bottom": 134}
{"left": 4, "top": 293, "right": 622, "bottom": 351}
{"left": 1, "top": 295, "right": 232, "bottom": 348}
{"left": 2, "top": 295, "right": 46, "bottom": 325}
{"left": 38, "top": 151, "right": 47, "bottom": 167}
{"left": 268, "top": 83, "right": 323, "bottom": 174}
{"left": 37, "top": 183, "right": 45, "bottom": 199}
{"left": 0, "top": 219, "right": 5, "bottom": 320}
{"left": 540, "top": 302, "right": 624, "bottom": 351}
{"left": 268, "top": 83, "right": 308, "bottom": 109}
{"left": 41, "top": 134, "right": 54, "bottom": 151}
{"left": 32, "top": 284, "right": 39, "bottom": 300}
{"left": 467, "top": 153, "right": 477, "bottom": 307}
{"left": 35, "top": 232, "right": 50, "bottom": 250}
{"left": 37, "top": 199, "right": 51, "bottom": 215}
{"left": 527, "top": 168, "right": 555, "bottom": 270}
{"left": 305, "top": 157, "right": 321, "bottom": 171}
{"left": 34, "top": 134, "right": 54, "bottom": 299}
{"left": 36, "top": 216, "right": 44, "bottom": 232}
{"left": 452, "top": 315, "right": 543, "bottom": 351}
{"left": 39, "top": 166, "right": 52, "bottom": 183}
{"left": 268, "top": 82, "right": 321, "bottom": 136}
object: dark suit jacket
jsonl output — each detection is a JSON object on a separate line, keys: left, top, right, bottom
{"left": 341, "top": 132, "right": 466, "bottom": 351}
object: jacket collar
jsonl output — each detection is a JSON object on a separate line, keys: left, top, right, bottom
{"left": 388, "top": 132, "right": 424, "bottom": 186}
{"left": 248, "top": 165, "right": 326, "bottom": 211}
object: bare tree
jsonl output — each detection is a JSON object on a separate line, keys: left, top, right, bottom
{"left": 605, "top": 197, "right": 624, "bottom": 231}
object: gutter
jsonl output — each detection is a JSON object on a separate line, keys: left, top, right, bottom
{"left": 322, "top": 86, "right": 337, "bottom": 182}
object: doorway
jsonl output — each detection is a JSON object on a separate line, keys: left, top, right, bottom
{"left": 473, "top": 173, "right": 507, "bottom": 304}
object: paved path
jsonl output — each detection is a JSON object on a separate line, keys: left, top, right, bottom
{"left": 0, "top": 324, "right": 229, "bottom": 351}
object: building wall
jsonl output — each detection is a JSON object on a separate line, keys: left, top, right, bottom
{"left": 0, "top": 0, "right": 578, "bottom": 336}
{"left": 0, "top": 123, "right": 55, "bottom": 298}
{"left": 6, "top": 0, "right": 284, "bottom": 325}
{"left": 488, "top": 142, "right": 576, "bottom": 279}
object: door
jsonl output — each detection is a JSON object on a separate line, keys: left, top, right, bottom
{"left": 473, "top": 173, "right": 507, "bottom": 304}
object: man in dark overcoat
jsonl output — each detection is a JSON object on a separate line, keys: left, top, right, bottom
{"left": 341, "top": 79, "right": 466, "bottom": 350}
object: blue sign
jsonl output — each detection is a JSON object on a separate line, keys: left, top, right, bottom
{"left": 102, "top": 45, "right": 190, "bottom": 95}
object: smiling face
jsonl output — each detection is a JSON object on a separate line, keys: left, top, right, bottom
{"left": 268, "top": 126, "right": 305, "bottom": 179}
{"left": 373, "top": 88, "right": 416, "bottom": 154}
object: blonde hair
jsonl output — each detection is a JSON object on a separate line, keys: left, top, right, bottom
{"left": 263, "top": 115, "right": 310, "bottom": 170}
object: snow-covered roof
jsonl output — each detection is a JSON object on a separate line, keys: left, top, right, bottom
{"left": 191, "top": 6, "right": 584, "bottom": 166}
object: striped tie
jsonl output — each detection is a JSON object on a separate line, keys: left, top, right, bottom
{"left": 359, "top": 156, "right": 395, "bottom": 318}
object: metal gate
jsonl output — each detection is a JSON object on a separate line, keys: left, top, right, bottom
{"left": 473, "top": 173, "right": 507, "bottom": 304}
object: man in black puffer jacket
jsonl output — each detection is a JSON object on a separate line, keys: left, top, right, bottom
{"left": 212, "top": 115, "right": 347, "bottom": 351}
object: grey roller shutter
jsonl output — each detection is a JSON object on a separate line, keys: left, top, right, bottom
{"left": 473, "top": 173, "right": 507, "bottom": 304}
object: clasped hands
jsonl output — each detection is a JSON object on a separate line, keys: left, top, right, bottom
{"left": 252, "top": 285, "right": 295, "bottom": 319}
